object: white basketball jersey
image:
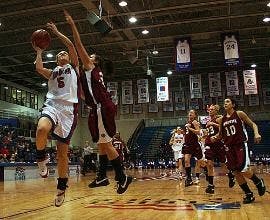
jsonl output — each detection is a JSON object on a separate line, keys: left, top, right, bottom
{"left": 176, "top": 40, "right": 190, "bottom": 63}
{"left": 173, "top": 133, "right": 183, "bottom": 144}
{"left": 224, "top": 35, "right": 239, "bottom": 59}
{"left": 47, "top": 64, "right": 79, "bottom": 103}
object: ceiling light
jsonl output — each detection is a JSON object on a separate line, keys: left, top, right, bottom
{"left": 119, "top": 1, "right": 127, "bottom": 7}
{"left": 251, "top": 64, "right": 257, "bottom": 68}
{"left": 142, "top": 29, "right": 149, "bottom": 35}
{"left": 129, "top": 16, "right": 137, "bottom": 23}
{"left": 46, "top": 53, "right": 53, "bottom": 58}
{"left": 152, "top": 50, "right": 159, "bottom": 55}
{"left": 4, "top": 86, "right": 8, "bottom": 90}
{"left": 17, "top": 90, "right": 21, "bottom": 93}
{"left": 167, "top": 70, "right": 173, "bottom": 75}
{"left": 41, "top": 83, "right": 47, "bottom": 87}
{"left": 263, "top": 17, "right": 270, "bottom": 22}
{"left": 267, "top": 2, "right": 270, "bottom": 7}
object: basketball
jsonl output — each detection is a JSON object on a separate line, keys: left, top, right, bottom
{"left": 31, "top": 29, "right": 51, "bottom": 50}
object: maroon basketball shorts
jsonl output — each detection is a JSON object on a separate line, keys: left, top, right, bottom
{"left": 205, "top": 142, "right": 226, "bottom": 163}
{"left": 88, "top": 101, "right": 116, "bottom": 143}
{"left": 225, "top": 142, "right": 250, "bottom": 172}
{"left": 182, "top": 143, "right": 203, "bottom": 160}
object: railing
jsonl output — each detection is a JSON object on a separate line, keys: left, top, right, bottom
{"left": 145, "top": 117, "right": 188, "bottom": 127}
{"left": 127, "top": 119, "right": 145, "bottom": 149}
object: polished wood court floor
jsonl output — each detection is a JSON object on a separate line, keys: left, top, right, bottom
{"left": 0, "top": 167, "right": 270, "bottom": 220}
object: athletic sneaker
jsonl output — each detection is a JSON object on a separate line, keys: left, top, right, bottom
{"left": 37, "top": 158, "right": 49, "bottom": 178}
{"left": 185, "top": 178, "right": 193, "bottom": 187}
{"left": 256, "top": 178, "right": 266, "bottom": 196}
{"left": 205, "top": 184, "right": 215, "bottom": 194}
{"left": 194, "top": 177, "right": 200, "bottom": 185}
{"left": 116, "top": 175, "right": 132, "bottom": 194}
{"left": 229, "top": 177, "right": 235, "bottom": 188}
{"left": 55, "top": 189, "right": 66, "bottom": 207}
{"left": 243, "top": 192, "right": 255, "bottom": 204}
{"left": 88, "top": 177, "right": 110, "bottom": 188}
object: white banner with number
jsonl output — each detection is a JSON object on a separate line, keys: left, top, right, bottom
{"left": 121, "top": 81, "right": 133, "bottom": 104}
{"left": 156, "top": 77, "right": 169, "bottom": 101}
{"left": 226, "top": 71, "right": 239, "bottom": 96}
{"left": 107, "top": 82, "right": 118, "bottom": 105}
{"left": 189, "top": 74, "right": 202, "bottom": 99}
{"left": 243, "top": 70, "right": 258, "bottom": 95}
{"left": 137, "top": 79, "right": 149, "bottom": 103}
{"left": 208, "top": 72, "right": 222, "bottom": 97}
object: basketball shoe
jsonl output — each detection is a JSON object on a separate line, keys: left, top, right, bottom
{"left": 116, "top": 175, "right": 132, "bottom": 194}
{"left": 55, "top": 178, "right": 68, "bottom": 207}
{"left": 243, "top": 192, "right": 255, "bottom": 204}
{"left": 205, "top": 184, "right": 215, "bottom": 194}
{"left": 88, "top": 176, "right": 110, "bottom": 188}
{"left": 37, "top": 157, "right": 49, "bottom": 178}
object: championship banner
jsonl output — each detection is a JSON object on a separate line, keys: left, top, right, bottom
{"left": 107, "top": 82, "right": 118, "bottom": 105}
{"left": 156, "top": 77, "right": 169, "bottom": 101}
{"left": 233, "top": 85, "right": 244, "bottom": 106}
{"left": 175, "top": 37, "right": 192, "bottom": 72}
{"left": 137, "top": 79, "right": 149, "bottom": 103}
{"left": 174, "top": 91, "right": 186, "bottom": 111}
{"left": 202, "top": 90, "right": 210, "bottom": 109}
{"left": 262, "top": 84, "right": 270, "bottom": 105}
{"left": 148, "top": 92, "right": 159, "bottom": 113}
{"left": 120, "top": 105, "right": 130, "bottom": 115}
{"left": 132, "top": 103, "right": 142, "bottom": 114}
{"left": 121, "top": 81, "right": 133, "bottom": 104}
{"left": 221, "top": 32, "right": 240, "bottom": 67}
{"left": 189, "top": 74, "right": 202, "bottom": 99}
{"left": 189, "top": 98, "right": 200, "bottom": 110}
{"left": 243, "top": 70, "right": 258, "bottom": 95}
{"left": 226, "top": 71, "right": 239, "bottom": 96}
{"left": 163, "top": 91, "right": 173, "bottom": 112}
{"left": 208, "top": 73, "right": 222, "bottom": 97}
{"left": 248, "top": 94, "right": 260, "bottom": 106}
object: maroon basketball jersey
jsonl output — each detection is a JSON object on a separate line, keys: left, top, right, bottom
{"left": 205, "top": 117, "right": 219, "bottom": 145}
{"left": 80, "top": 67, "right": 112, "bottom": 107}
{"left": 221, "top": 111, "right": 247, "bottom": 145}
{"left": 184, "top": 121, "right": 199, "bottom": 146}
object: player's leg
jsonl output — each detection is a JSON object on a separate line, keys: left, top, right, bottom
{"left": 55, "top": 141, "right": 69, "bottom": 207}
{"left": 36, "top": 116, "right": 52, "bottom": 178}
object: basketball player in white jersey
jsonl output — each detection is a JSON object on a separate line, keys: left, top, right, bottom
{"left": 32, "top": 21, "right": 79, "bottom": 207}
{"left": 176, "top": 39, "right": 190, "bottom": 64}
{"left": 169, "top": 127, "right": 184, "bottom": 178}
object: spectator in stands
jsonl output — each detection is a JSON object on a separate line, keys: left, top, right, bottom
{"left": 81, "top": 141, "right": 95, "bottom": 175}
{"left": 0, "top": 145, "right": 10, "bottom": 160}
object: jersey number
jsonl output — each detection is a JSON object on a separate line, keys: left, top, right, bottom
{"left": 208, "top": 126, "right": 215, "bottom": 135}
{"left": 57, "top": 77, "right": 65, "bottom": 88}
{"left": 225, "top": 125, "right": 236, "bottom": 136}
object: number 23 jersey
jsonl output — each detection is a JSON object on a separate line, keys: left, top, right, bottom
{"left": 221, "top": 111, "right": 247, "bottom": 145}
{"left": 47, "top": 64, "right": 79, "bottom": 103}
